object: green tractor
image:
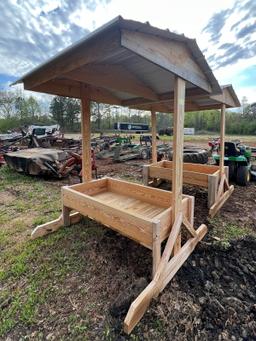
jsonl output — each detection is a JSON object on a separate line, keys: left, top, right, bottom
{"left": 213, "top": 141, "right": 256, "bottom": 186}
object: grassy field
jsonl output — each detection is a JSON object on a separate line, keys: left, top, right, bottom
{"left": 1, "top": 165, "right": 256, "bottom": 340}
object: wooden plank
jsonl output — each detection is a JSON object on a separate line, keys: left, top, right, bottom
{"left": 160, "top": 224, "right": 207, "bottom": 291}
{"left": 122, "top": 87, "right": 207, "bottom": 108}
{"left": 93, "top": 191, "right": 165, "bottom": 218}
{"left": 65, "top": 64, "right": 158, "bottom": 100}
{"left": 151, "top": 110, "right": 157, "bottom": 163}
{"left": 121, "top": 29, "right": 212, "bottom": 93}
{"left": 149, "top": 166, "right": 209, "bottom": 187}
{"left": 62, "top": 187, "right": 154, "bottom": 248}
{"left": 81, "top": 86, "right": 92, "bottom": 182}
{"left": 142, "top": 165, "right": 149, "bottom": 185}
{"left": 209, "top": 185, "right": 234, "bottom": 218}
{"left": 172, "top": 77, "right": 185, "bottom": 253}
{"left": 161, "top": 160, "right": 219, "bottom": 174}
{"left": 69, "top": 178, "right": 108, "bottom": 195}
{"left": 152, "top": 221, "right": 161, "bottom": 277}
{"left": 108, "top": 178, "right": 172, "bottom": 207}
{"left": 157, "top": 197, "right": 191, "bottom": 241}
{"left": 124, "top": 280, "right": 156, "bottom": 334}
{"left": 31, "top": 212, "right": 82, "bottom": 239}
{"left": 208, "top": 173, "right": 219, "bottom": 208}
{"left": 62, "top": 206, "right": 71, "bottom": 226}
{"left": 33, "top": 80, "right": 122, "bottom": 104}
{"left": 124, "top": 222, "right": 207, "bottom": 334}
{"left": 220, "top": 104, "right": 226, "bottom": 175}
{"left": 124, "top": 212, "right": 183, "bottom": 334}
{"left": 187, "top": 194, "right": 194, "bottom": 227}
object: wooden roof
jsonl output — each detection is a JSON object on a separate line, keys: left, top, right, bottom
{"left": 13, "top": 16, "right": 239, "bottom": 111}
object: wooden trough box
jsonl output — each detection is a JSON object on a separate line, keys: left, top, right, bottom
{"left": 61, "top": 177, "right": 193, "bottom": 252}
{"left": 143, "top": 160, "right": 229, "bottom": 209}
{"left": 32, "top": 177, "right": 207, "bottom": 333}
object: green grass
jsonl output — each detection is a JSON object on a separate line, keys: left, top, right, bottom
{"left": 0, "top": 164, "right": 101, "bottom": 337}
{"left": 209, "top": 217, "right": 255, "bottom": 248}
{"left": 1, "top": 162, "right": 255, "bottom": 339}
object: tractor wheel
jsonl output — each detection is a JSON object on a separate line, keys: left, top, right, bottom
{"left": 236, "top": 166, "right": 250, "bottom": 186}
{"left": 228, "top": 162, "right": 236, "bottom": 180}
{"left": 140, "top": 148, "right": 150, "bottom": 160}
{"left": 183, "top": 149, "right": 208, "bottom": 164}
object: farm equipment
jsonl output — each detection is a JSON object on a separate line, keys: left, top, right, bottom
{"left": 4, "top": 148, "right": 97, "bottom": 179}
{"left": 208, "top": 137, "right": 220, "bottom": 153}
{"left": 213, "top": 141, "right": 256, "bottom": 186}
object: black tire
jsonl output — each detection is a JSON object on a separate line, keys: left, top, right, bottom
{"left": 182, "top": 149, "right": 208, "bottom": 164}
{"left": 168, "top": 148, "right": 208, "bottom": 164}
{"left": 236, "top": 166, "right": 250, "bottom": 186}
{"left": 228, "top": 162, "right": 236, "bottom": 180}
{"left": 140, "top": 148, "right": 150, "bottom": 160}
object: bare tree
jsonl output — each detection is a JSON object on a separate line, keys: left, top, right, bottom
{"left": 0, "top": 91, "right": 16, "bottom": 118}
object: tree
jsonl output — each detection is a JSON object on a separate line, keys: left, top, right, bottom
{"left": 244, "top": 102, "right": 256, "bottom": 118}
{"left": 50, "top": 96, "right": 80, "bottom": 131}
{"left": 26, "top": 96, "right": 41, "bottom": 118}
{"left": 0, "top": 91, "right": 16, "bottom": 118}
{"left": 91, "top": 102, "right": 110, "bottom": 130}
{"left": 65, "top": 97, "right": 80, "bottom": 131}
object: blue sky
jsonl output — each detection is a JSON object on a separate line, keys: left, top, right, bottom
{"left": 0, "top": 0, "right": 255, "bottom": 103}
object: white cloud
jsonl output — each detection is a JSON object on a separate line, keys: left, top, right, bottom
{"left": 1, "top": 0, "right": 255, "bottom": 105}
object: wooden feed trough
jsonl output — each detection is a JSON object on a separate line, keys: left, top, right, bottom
{"left": 143, "top": 161, "right": 232, "bottom": 213}
{"left": 13, "top": 17, "right": 239, "bottom": 333}
{"left": 143, "top": 84, "right": 240, "bottom": 217}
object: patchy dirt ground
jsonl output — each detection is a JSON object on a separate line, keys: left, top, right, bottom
{"left": 1, "top": 161, "right": 256, "bottom": 341}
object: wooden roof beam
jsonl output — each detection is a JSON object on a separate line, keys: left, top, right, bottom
{"left": 122, "top": 87, "right": 207, "bottom": 107}
{"left": 64, "top": 64, "right": 158, "bottom": 100}
{"left": 33, "top": 80, "right": 122, "bottom": 105}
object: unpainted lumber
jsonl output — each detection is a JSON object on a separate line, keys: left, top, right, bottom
{"left": 81, "top": 86, "right": 92, "bottom": 182}
{"left": 151, "top": 110, "right": 157, "bottom": 163}
{"left": 209, "top": 185, "right": 234, "bottom": 218}
{"left": 172, "top": 76, "right": 186, "bottom": 253}
{"left": 31, "top": 212, "right": 82, "bottom": 239}
{"left": 152, "top": 221, "right": 161, "bottom": 277}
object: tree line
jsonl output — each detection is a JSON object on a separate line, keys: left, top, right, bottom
{"left": 0, "top": 90, "right": 256, "bottom": 135}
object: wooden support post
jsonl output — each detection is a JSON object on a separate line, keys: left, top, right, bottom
{"left": 152, "top": 221, "right": 161, "bottom": 278}
{"left": 172, "top": 77, "right": 186, "bottom": 253}
{"left": 62, "top": 206, "right": 71, "bottom": 226}
{"left": 142, "top": 165, "right": 149, "bottom": 185}
{"left": 220, "top": 104, "right": 226, "bottom": 176}
{"left": 81, "top": 85, "right": 92, "bottom": 182}
{"left": 151, "top": 110, "right": 157, "bottom": 164}
{"left": 208, "top": 173, "right": 218, "bottom": 208}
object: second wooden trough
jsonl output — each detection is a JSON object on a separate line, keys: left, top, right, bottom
{"left": 143, "top": 160, "right": 232, "bottom": 212}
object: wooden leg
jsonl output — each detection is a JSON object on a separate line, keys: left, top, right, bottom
{"left": 209, "top": 172, "right": 234, "bottom": 217}
{"left": 173, "top": 234, "right": 181, "bottom": 254}
{"left": 63, "top": 205, "right": 71, "bottom": 226}
{"left": 143, "top": 165, "right": 149, "bottom": 186}
{"left": 152, "top": 222, "right": 161, "bottom": 278}
{"left": 124, "top": 214, "right": 207, "bottom": 334}
{"left": 31, "top": 212, "right": 82, "bottom": 239}
{"left": 208, "top": 174, "right": 218, "bottom": 208}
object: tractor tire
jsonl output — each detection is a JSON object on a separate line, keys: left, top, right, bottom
{"left": 182, "top": 149, "right": 208, "bottom": 164}
{"left": 167, "top": 149, "right": 208, "bottom": 164}
{"left": 228, "top": 162, "right": 236, "bottom": 180}
{"left": 140, "top": 148, "right": 150, "bottom": 160}
{"left": 236, "top": 166, "right": 250, "bottom": 186}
